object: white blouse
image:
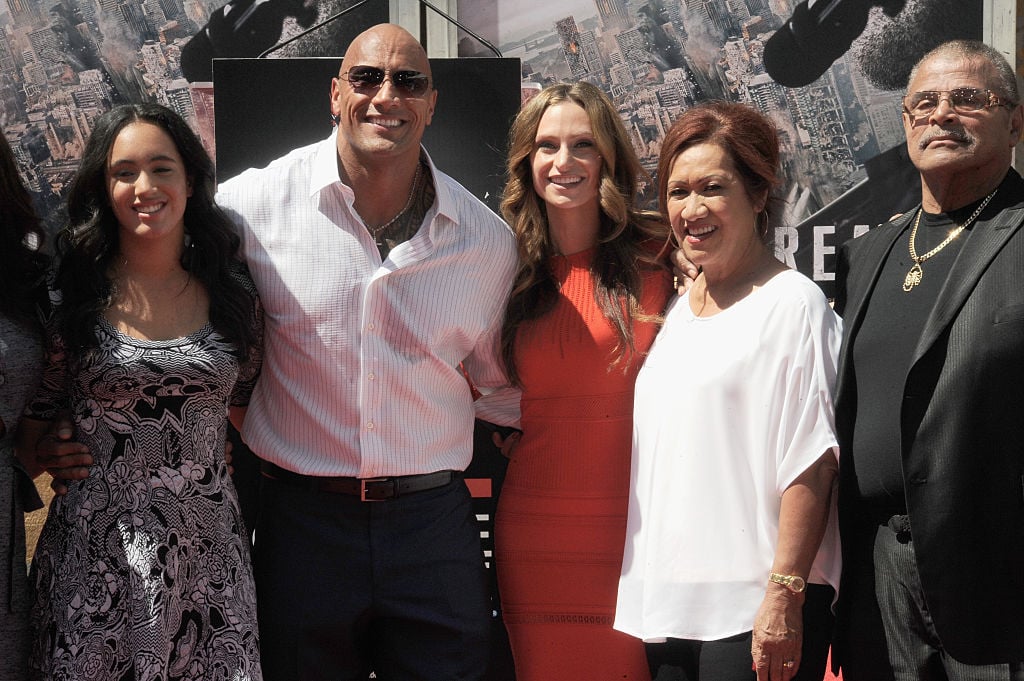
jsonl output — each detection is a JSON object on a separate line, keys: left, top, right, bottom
{"left": 615, "top": 269, "right": 842, "bottom": 642}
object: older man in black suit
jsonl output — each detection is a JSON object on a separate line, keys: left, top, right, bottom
{"left": 833, "top": 39, "right": 1024, "bottom": 681}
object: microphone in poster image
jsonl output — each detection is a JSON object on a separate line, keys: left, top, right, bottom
{"left": 764, "top": 0, "right": 906, "bottom": 88}
{"left": 252, "top": 0, "right": 501, "bottom": 59}
{"left": 180, "top": 0, "right": 319, "bottom": 81}
{"left": 181, "top": 0, "right": 501, "bottom": 81}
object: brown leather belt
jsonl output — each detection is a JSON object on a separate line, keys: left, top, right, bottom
{"left": 260, "top": 461, "right": 459, "bottom": 501}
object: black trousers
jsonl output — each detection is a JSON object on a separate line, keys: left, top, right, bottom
{"left": 253, "top": 473, "right": 491, "bottom": 680}
{"left": 872, "top": 517, "right": 1012, "bottom": 681}
{"left": 646, "top": 583, "right": 835, "bottom": 681}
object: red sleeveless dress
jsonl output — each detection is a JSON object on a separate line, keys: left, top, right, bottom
{"left": 495, "top": 247, "right": 670, "bottom": 680}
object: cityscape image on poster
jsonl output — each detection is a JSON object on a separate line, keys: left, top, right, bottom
{"left": 1, "top": 0, "right": 981, "bottom": 288}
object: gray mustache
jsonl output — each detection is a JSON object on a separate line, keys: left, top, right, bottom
{"left": 919, "top": 128, "right": 972, "bottom": 148}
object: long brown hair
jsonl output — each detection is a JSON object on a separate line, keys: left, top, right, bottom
{"left": 56, "top": 103, "right": 257, "bottom": 357}
{"left": 499, "top": 82, "right": 667, "bottom": 385}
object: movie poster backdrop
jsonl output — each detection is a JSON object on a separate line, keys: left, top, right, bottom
{"left": 0, "top": 1, "right": 990, "bottom": 679}
{"left": 456, "top": 0, "right": 985, "bottom": 298}
{"left": 0, "top": 0, "right": 987, "bottom": 289}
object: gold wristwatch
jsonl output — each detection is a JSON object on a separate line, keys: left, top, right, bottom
{"left": 769, "top": 572, "right": 807, "bottom": 593}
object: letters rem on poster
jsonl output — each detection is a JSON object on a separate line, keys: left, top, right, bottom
{"left": 777, "top": 224, "right": 872, "bottom": 282}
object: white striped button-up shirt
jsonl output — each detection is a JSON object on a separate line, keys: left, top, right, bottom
{"left": 217, "top": 131, "right": 518, "bottom": 477}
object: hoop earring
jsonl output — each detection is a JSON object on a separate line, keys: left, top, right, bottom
{"left": 757, "top": 210, "right": 770, "bottom": 240}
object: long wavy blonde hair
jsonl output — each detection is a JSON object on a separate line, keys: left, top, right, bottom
{"left": 499, "top": 82, "right": 667, "bottom": 385}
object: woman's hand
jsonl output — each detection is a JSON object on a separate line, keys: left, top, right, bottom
{"left": 751, "top": 585, "right": 804, "bottom": 681}
{"left": 752, "top": 450, "right": 837, "bottom": 678}
{"left": 670, "top": 247, "right": 699, "bottom": 295}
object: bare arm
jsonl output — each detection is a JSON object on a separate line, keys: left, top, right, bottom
{"left": 229, "top": 406, "right": 247, "bottom": 434}
{"left": 752, "top": 449, "right": 838, "bottom": 681}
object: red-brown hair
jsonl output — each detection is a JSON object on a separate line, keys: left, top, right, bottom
{"left": 657, "top": 101, "right": 781, "bottom": 234}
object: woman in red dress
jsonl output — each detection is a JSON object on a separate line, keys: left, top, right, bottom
{"left": 494, "top": 81, "right": 671, "bottom": 680}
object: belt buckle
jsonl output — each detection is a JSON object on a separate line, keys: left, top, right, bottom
{"left": 359, "top": 477, "right": 389, "bottom": 502}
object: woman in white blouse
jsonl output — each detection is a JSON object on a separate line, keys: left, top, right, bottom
{"left": 615, "top": 101, "right": 841, "bottom": 681}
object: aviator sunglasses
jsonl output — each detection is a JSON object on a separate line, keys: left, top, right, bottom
{"left": 340, "top": 66, "right": 432, "bottom": 97}
{"left": 903, "top": 87, "right": 1014, "bottom": 118}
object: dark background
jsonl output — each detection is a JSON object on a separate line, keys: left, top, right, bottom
{"left": 213, "top": 55, "right": 521, "bottom": 216}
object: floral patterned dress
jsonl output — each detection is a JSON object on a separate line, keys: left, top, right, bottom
{"left": 27, "top": 274, "right": 263, "bottom": 681}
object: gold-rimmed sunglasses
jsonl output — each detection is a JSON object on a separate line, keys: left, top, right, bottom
{"left": 902, "top": 87, "right": 1015, "bottom": 118}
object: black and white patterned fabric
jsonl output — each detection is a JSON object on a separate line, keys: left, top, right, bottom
{"left": 28, "top": 272, "right": 263, "bottom": 681}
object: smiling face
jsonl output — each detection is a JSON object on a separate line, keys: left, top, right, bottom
{"left": 903, "top": 52, "right": 1022, "bottom": 183}
{"left": 330, "top": 25, "right": 437, "bottom": 171}
{"left": 666, "top": 142, "right": 765, "bottom": 275}
{"left": 530, "top": 101, "right": 603, "bottom": 218}
{"left": 107, "top": 121, "right": 191, "bottom": 245}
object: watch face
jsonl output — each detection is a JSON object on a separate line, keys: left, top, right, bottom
{"left": 770, "top": 572, "right": 808, "bottom": 593}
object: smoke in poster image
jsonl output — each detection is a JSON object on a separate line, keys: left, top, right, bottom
{"left": 456, "top": 0, "right": 982, "bottom": 293}
{"left": 0, "top": 0, "right": 986, "bottom": 276}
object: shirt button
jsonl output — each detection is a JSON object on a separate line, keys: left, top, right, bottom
{"left": 366, "top": 421, "right": 375, "bottom": 430}
{"left": 367, "top": 323, "right": 376, "bottom": 331}
{"left": 368, "top": 372, "right": 376, "bottom": 381}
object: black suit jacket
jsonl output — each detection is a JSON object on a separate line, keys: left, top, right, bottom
{"left": 833, "top": 169, "right": 1024, "bottom": 671}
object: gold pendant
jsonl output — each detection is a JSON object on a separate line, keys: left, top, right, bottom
{"left": 903, "top": 263, "right": 923, "bottom": 292}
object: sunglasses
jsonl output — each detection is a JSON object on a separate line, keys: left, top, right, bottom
{"left": 903, "top": 87, "right": 1013, "bottom": 118}
{"left": 340, "top": 66, "right": 431, "bottom": 97}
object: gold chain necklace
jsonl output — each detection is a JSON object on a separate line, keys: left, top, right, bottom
{"left": 902, "top": 189, "right": 997, "bottom": 292}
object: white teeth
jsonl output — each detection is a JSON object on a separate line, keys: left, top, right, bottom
{"left": 688, "top": 224, "right": 715, "bottom": 236}
{"left": 551, "top": 175, "right": 582, "bottom": 184}
{"left": 371, "top": 118, "right": 402, "bottom": 128}
{"left": 136, "top": 204, "right": 162, "bottom": 213}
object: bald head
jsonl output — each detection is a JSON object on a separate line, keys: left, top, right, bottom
{"left": 341, "top": 24, "right": 432, "bottom": 82}
{"left": 329, "top": 22, "right": 438, "bottom": 174}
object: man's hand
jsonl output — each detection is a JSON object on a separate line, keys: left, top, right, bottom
{"left": 36, "top": 412, "right": 92, "bottom": 495}
{"left": 671, "top": 247, "right": 699, "bottom": 295}
{"left": 491, "top": 430, "right": 521, "bottom": 459}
